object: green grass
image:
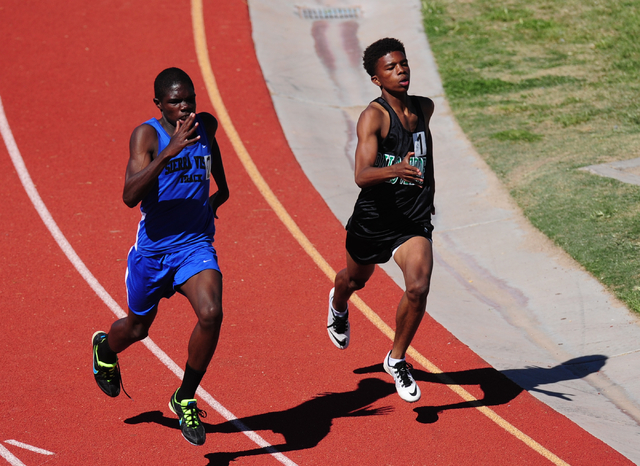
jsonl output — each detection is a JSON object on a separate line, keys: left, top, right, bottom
{"left": 491, "top": 129, "right": 543, "bottom": 142}
{"left": 421, "top": 0, "right": 640, "bottom": 312}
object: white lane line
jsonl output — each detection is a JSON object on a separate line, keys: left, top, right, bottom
{"left": 0, "top": 445, "right": 26, "bottom": 466}
{"left": 0, "top": 97, "right": 295, "bottom": 465}
{"left": 4, "top": 440, "right": 54, "bottom": 456}
{"left": 0, "top": 98, "right": 124, "bottom": 320}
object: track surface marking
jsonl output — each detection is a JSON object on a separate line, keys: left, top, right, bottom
{"left": 0, "top": 93, "right": 297, "bottom": 465}
{"left": 190, "top": 2, "right": 571, "bottom": 464}
{"left": 0, "top": 0, "right": 632, "bottom": 464}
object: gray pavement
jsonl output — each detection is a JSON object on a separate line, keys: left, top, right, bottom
{"left": 248, "top": 0, "right": 640, "bottom": 461}
{"left": 581, "top": 157, "right": 640, "bottom": 186}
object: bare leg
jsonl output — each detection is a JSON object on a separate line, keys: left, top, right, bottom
{"left": 178, "top": 269, "right": 223, "bottom": 372}
{"left": 332, "top": 251, "right": 375, "bottom": 313}
{"left": 107, "top": 306, "right": 158, "bottom": 353}
{"left": 390, "top": 236, "right": 433, "bottom": 360}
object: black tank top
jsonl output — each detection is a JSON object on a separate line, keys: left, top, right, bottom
{"left": 347, "top": 96, "right": 434, "bottom": 241}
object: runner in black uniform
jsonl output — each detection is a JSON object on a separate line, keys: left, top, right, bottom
{"left": 327, "top": 38, "right": 435, "bottom": 403}
{"left": 346, "top": 95, "right": 434, "bottom": 264}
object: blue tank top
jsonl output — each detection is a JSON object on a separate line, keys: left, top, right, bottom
{"left": 135, "top": 116, "right": 215, "bottom": 255}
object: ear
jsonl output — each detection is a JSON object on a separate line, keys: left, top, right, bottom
{"left": 371, "top": 75, "right": 382, "bottom": 88}
{"left": 153, "top": 97, "right": 162, "bottom": 111}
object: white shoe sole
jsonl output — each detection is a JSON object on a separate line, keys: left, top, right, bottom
{"left": 383, "top": 352, "right": 421, "bottom": 402}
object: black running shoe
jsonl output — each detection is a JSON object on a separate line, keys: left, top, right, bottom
{"left": 92, "top": 331, "right": 121, "bottom": 397}
{"left": 327, "top": 288, "right": 350, "bottom": 349}
{"left": 169, "top": 390, "right": 207, "bottom": 446}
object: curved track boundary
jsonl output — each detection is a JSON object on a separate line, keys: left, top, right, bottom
{"left": 191, "top": 1, "right": 574, "bottom": 464}
{"left": 0, "top": 3, "right": 586, "bottom": 462}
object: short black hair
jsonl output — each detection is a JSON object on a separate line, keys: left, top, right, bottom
{"left": 154, "top": 68, "right": 194, "bottom": 100}
{"left": 362, "top": 38, "right": 406, "bottom": 77}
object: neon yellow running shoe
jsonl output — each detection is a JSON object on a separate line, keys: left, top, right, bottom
{"left": 169, "top": 389, "right": 207, "bottom": 446}
{"left": 92, "top": 331, "right": 121, "bottom": 398}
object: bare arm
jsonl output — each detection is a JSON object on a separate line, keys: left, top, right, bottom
{"left": 122, "top": 113, "right": 200, "bottom": 208}
{"left": 207, "top": 138, "right": 229, "bottom": 217}
{"left": 199, "top": 113, "right": 229, "bottom": 217}
{"left": 418, "top": 97, "right": 436, "bottom": 212}
{"left": 353, "top": 104, "right": 424, "bottom": 188}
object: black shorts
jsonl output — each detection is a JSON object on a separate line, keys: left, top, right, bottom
{"left": 346, "top": 223, "right": 433, "bottom": 265}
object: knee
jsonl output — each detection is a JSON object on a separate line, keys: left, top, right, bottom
{"left": 347, "top": 277, "right": 367, "bottom": 293}
{"left": 405, "top": 279, "right": 431, "bottom": 303}
{"left": 336, "top": 269, "right": 367, "bottom": 293}
{"left": 197, "top": 301, "right": 223, "bottom": 330}
{"left": 128, "top": 321, "right": 151, "bottom": 342}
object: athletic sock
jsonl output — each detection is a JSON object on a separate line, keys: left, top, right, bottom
{"left": 176, "top": 363, "right": 206, "bottom": 401}
{"left": 97, "top": 335, "right": 118, "bottom": 364}
{"left": 388, "top": 354, "right": 405, "bottom": 367}
{"left": 330, "top": 299, "right": 348, "bottom": 318}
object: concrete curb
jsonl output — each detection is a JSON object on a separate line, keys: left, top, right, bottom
{"left": 248, "top": 1, "right": 640, "bottom": 461}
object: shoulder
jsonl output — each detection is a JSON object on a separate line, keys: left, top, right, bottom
{"left": 413, "top": 96, "right": 435, "bottom": 119}
{"left": 358, "top": 101, "right": 388, "bottom": 129}
{"left": 366, "top": 99, "right": 388, "bottom": 116}
{"left": 197, "top": 112, "right": 219, "bottom": 139}
{"left": 130, "top": 121, "right": 158, "bottom": 146}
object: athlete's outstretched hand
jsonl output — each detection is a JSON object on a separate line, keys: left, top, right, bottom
{"left": 396, "top": 152, "right": 423, "bottom": 187}
{"left": 123, "top": 113, "right": 203, "bottom": 208}
{"left": 165, "top": 113, "right": 201, "bottom": 158}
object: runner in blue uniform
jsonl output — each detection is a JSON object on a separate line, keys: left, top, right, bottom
{"left": 91, "top": 68, "right": 229, "bottom": 446}
{"left": 327, "top": 38, "right": 435, "bottom": 403}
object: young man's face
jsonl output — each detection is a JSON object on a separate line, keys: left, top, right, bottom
{"left": 154, "top": 82, "right": 197, "bottom": 127}
{"left": 372, "top": 51, "right": 410, "bottom": 92}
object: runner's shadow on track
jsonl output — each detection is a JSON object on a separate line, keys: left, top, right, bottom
{"left": 124, "top": 410, "right": 178, "bottom": 429}
{"left": 354, "top": 354, "right": 607, "bottom": 424}
{"left": 125, "top": 377, "right": 396, "bottom": 465}
{"left": 203, "top": 377, "right": 395, "bottom": 465}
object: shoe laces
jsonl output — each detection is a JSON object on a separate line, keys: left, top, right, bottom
{"left": 117, "top": 361, "right": 131, "bottom": 399}
{"left": 95, "top": 336, "right": 130, "bottom": 398}
{"left": 329, "top": 311, "right": 349, "bottom": 334}
{"left": 182, "top": 401, "right": 207, "bottom": 428}
{"left": 100, "top": 360, "right": 131, "bottom": 399}
{"left": 103, "top": 362, "right": 118, "bottom": 381}
{"left": 393, "top": 360, "right": 415, "bottom": 388}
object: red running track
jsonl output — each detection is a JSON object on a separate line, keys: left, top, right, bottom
{"left": 0, "top": 1, "right": 632, "bottom": 465}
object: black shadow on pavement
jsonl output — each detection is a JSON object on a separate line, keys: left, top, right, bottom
{"left": 125, "top": 377, "right": 396, "bottom": 466}
{"left": 354, "top": 355, "right": 607, "bottom": 424}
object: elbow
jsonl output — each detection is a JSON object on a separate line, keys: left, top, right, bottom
{"left": 216, "top": 187, "right": 230, "bottom": 205}
{"left": 354, "top": 177, "right": 371, "bottom": 189}
{"left": 122, "top": 182, "right": 145, "bottom": 208}
{"left": 122, "top": 194, "right": 138, "bottom": 208}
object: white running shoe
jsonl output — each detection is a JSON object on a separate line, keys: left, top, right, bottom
{"left": 327, "top": 288, "right": 350, "bottom": 349}
{"left": 383, "top": 351, "right": 421, "bottom": 402}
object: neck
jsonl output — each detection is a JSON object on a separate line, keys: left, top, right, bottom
{"left": 159, "top": 115, "right": 177, "bottom": 135}
{"left": 381, "top": 88, "right": 409, "bottom": 108}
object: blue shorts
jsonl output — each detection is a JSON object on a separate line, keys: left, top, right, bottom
{"left": 125, "top": 242, "right": 221, "bottom": 315}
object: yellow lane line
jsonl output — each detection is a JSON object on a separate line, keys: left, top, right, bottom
{"left": 190, "top": 1, "right": 569, "bottom": 464}
{"left": 190, "top": 0, "right": 335, "bottom": 283}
